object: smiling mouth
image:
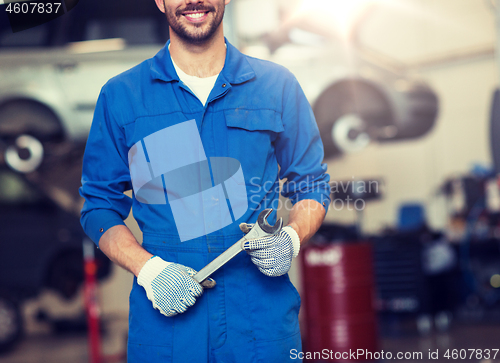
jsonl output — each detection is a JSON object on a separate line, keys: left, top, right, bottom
{"left": 183, "top": 11, "right": 210, "bottom": 21}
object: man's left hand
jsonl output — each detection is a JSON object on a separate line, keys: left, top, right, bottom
{"left": 241, "top": 225, "right": 301, "bottom": 277}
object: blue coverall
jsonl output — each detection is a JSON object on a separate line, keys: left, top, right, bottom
{"left": 80, "top": 39, "right": 331, "bottom": 362}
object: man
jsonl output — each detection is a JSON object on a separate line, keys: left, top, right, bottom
{"left": 80, "top": 0, "right": 331, "bottom": 361}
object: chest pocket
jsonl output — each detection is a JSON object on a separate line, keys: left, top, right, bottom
{"left": 223, "top": 109, "right": 284, "bottom": 184}
{"left": 224, "top": 109, "right": 284, "bottom": 133}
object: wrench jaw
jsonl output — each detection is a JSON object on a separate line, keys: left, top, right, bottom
{"left": 257, "top": 208, "right": 283, "bottom": 235}
{"left": 241, "top": 208, "right": 283, "bottom": 242}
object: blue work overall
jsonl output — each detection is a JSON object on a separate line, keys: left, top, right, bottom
{"left": 80, "top": 40, "right": 330, "bottom": 362}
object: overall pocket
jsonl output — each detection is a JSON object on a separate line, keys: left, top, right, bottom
{"left": 128, "top": 244, "right": 177, "bottom": 350}
{"left": 128, "top": 278, "right": 174, "bottom": 361}
{"left": 245, "top": 268, "right": 301, "bottom": 342}
{"left": 224, "top": 109, "right": 283, "bottom": 173}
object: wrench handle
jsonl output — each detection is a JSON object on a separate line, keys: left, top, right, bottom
{"left": 193, "top": 238, "right": 245, "bottom": 284}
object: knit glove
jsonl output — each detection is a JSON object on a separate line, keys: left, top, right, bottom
{"left": 137, "top": 256, "right": 214, "bottom": 317}
{"left": 241, "top": 225, "right": 301, "bottom": 277}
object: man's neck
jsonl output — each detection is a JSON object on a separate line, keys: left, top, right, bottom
{"left": 169, "top": 28, "right": 226, "bottom": 78}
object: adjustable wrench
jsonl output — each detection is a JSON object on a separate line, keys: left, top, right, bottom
{"left": 193, "top": 209, "right": 282, "bottom": 285}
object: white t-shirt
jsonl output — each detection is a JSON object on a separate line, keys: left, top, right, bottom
{"left": 171, "top": 58, "right": 219, "bottom": 107}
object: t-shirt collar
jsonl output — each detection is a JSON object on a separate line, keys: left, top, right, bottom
{"left": 150, "top": 38, "right": 256, "bottom": 85}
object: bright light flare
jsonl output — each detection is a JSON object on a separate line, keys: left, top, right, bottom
{"left": 291, "top": 0, "right": 393, "bottom": 40}
{"left": 491, "top": 274, "right": 500, "bottom": 288}
{"left": 68, "top": 38, "right": 126, "bottom": 54}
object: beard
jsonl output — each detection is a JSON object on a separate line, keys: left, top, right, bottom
{"left": 164, "top": 1, "right": 225, "bottom": 45}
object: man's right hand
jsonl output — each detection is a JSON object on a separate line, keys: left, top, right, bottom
{"left": 137, "top": 256, "right": 210, "bottom": 317}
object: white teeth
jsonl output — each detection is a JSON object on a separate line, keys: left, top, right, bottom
{"left": 186, "top": 12, "right": 205, "bottom": 19}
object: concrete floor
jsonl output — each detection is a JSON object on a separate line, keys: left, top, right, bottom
{"left": 0, "top": 329, "right": 127, "bottom": 363}
{"left": 0, "top": 334, "right": 93, "bottom": 363}
{"left": 0, "top": 311, "right": 128, "bottom": 363}
{"left": 1, "top": 320, "right": 500, "bottom": 363}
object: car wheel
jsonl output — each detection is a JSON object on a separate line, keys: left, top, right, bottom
{"left": 313, "top": 80, "right": 393, "bottom": 159}
{"left": 0, "top": 296, "right": 22, "bottom": 354}
{"left": 0, "top": 101, "right": 64, "bottom": 173}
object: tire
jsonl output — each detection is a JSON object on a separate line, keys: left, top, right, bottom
{"left": 0, "top": 101, "right": 64, "bottom": 173}
{"left": 313, "top": 81, "right": 393, "bottom": 159}
{"left": 0, "top": 296, "right": 22, "bottom": 354}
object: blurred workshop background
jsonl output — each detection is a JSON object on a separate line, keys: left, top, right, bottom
{"left": 1, "top": 0, "right": 500, "bottom": 362}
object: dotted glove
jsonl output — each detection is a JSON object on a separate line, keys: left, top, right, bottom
{"left": 241, "top": 225, "right": 300, "bottom": 277}
{"left": 137, "top": 256, "right": 214, "bottom": 317}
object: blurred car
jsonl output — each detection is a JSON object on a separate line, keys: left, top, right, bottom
{"left": 0, "top": 0, "right": 155, "bottom": 351}
{"left": 0, "top": 0, "right": 169, "bottom": 173}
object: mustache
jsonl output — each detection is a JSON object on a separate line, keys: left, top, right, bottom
{"left": 176, "top": 4, "right": 216, "bottom": 16}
